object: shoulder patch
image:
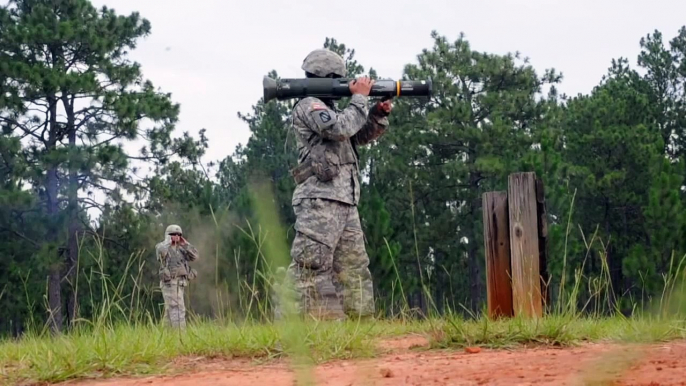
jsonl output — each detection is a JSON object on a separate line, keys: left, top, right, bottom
{"left": 318, "top": 111, "right": 331, "bottom": 123}
{"left": 310, "top": 107, "right": 337, "bottom": 129}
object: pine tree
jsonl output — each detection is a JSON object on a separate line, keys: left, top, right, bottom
{"left": 635, "top": 28, "right": 686, "bottom": 160}
{"left": 0, "top": 0, "right": 205, "bottom": 332}
{"left": 561, "top": 60, "right": 664, "bottom": 307}
{"left": 367, "top": 31, "right": 562, "bottom": 312}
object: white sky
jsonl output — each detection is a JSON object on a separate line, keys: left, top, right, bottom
{"left": 87, "top": 0, "right": 686, "bottom": 171}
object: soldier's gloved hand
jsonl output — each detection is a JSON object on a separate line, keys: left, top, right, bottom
{"left": 179, "top": 236, "right": 187, "bottom": 246}
{"left": 375, "top": 99, "right": 393, "bottom": 116}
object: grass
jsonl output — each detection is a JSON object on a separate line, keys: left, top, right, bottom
{"left": 0, "top": 318, "right": 431, "bottom": 385}
{"left": 2, "top": 314, "right": 686, "bottom": 385}
{"left": 3, "top": 185, "right": 686, "bottom": 385}
{"left": 432, "top": 314, "right": 686, "bottom": 349}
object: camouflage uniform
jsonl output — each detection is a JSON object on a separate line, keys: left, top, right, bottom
{"left": 156, "top": 224, "right": 199, "bottom": 329}
{"left": 276, "top": 49, "right": 389, "bottom": 320}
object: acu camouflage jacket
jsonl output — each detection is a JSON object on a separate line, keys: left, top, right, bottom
{"left": 290, "top": 93, "right": 389, "bottom": 206}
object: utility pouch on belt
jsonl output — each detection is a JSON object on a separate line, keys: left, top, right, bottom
{"left": 290, "top": 128, "right": 339, "bottom": 184}
{"left": 187, "top": 265, "right": 198, "bottom": 281}
{"left": 160, "top": 267, "right": 172, "bottom": 282}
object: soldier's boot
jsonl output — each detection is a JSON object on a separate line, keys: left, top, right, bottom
{"left": 292, "top": 264, "right": 345, "bottom": 321}
{"left": 310, "top": 271, "right": 346, "bottom": 321}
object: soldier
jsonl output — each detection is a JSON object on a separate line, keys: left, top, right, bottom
{"left": 156, "top": 224, "right": 199, "bottom": 329}
{"left": 276, "top": 48, "right": 393, "bottom": 321}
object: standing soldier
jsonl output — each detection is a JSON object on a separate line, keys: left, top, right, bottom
{"left": 275, "top": 48, "right": 393, "bottom": 321}
{"left": 156, "top": 224, "right": 199, "bottom": 329}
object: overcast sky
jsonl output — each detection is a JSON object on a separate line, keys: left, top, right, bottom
{"left": 88, "top": 0, "right": 686, "bottom": 170}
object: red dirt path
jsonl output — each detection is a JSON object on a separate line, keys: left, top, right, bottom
{"left": 60, "top": 336, "right": 686, "bottom": 386}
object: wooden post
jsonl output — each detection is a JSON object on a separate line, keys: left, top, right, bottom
{"left": 482, "top": 192, "right": 514, "bottom": 319}
{"left": 508, "top": 172, "right": 543, "bottom": 318}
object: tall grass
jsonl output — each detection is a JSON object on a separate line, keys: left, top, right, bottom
{"left": 0, "top": 319, "right": 435, "bottom": 385}
{"left": 430, "top": 188, "right": 686, "bottom": 349}
{"left": 2, "top": 182, "right": 686, "bottom": 385}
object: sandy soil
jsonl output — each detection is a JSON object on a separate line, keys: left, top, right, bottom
{"left": 58, "top": 336, "right": 686, "bottom": 386}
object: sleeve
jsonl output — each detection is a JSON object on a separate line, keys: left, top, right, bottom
{"left": 180, "top": 242, "right": 199, "bottom": 262}
{"left": 352, "top": 102, "right": 390, "bottom": 146}
{"left": 295, "top": 95, "right": 369, "bottom": 142}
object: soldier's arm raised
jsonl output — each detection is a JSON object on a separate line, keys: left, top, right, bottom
{"left": 296, "top": 95, "right": 369, "bottom": 142}
{"left": 352, "top": 102, "right": 390, "bottom": 146}
{"left": 180, "top": 242, "right": 199, "bottom": 262}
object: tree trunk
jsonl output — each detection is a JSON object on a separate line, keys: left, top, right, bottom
{"left": 413, "top": 290, "right": 426, "bottom": 317}
{"left": 467, "top": 173, "right": 483, "bottom": 312}
{"left": 46, "top": 94, "right": 63, "bottom": 333}
{"left": 434, "top": 250, "right": 445, "bottom": 315}
{"left": 64, "top": 94, "right": 79, "bottom": 327}
{"left": 467, "top": 235, "right": 480, "bottom": 312}
{"left": 47, "top": 268, "right": 62, "bottom": 331}
{"left": 13, "top": 316, "right": 23, "bottom": 338}
{"left": 604, "top": 201, "right": 622, "bottom": 313}
{"left": 67, "top": 207, "right": 78, "bottom": 325}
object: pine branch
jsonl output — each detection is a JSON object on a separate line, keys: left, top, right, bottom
{"left": 0, "top": 226, "right": 40, "bottom": 248}
{"left": 91, "top": 133, "right": 125, "bottom": 148}
{"left": 127, "top": 154, "right": 174, "bottom": 161}
{"left": 81, "top": 227, "right": 130, "bottom": 250}
{"left": 0, "top": 116, "right": 44, "bottom": 143}
{"left": 78, "top": 196, "right": 105, "bottom": 209}
{"left": 412, "top": 182, "right": 476, "bottom": 206}
{"left": 74, "top": 106, "right": 106, "bottom": 131}
{"left": 82, "top": 179, "right": 118, "bottom": 194}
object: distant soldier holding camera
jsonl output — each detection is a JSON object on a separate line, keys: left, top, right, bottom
{"left": 156, "top": 224, "right": 199, "bottom": 329}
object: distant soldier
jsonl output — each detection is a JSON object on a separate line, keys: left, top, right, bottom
{"left": 156, "top": 224, "right": 199, "bottom": 329}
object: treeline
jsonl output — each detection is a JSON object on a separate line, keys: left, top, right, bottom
{"left": 2, "top": 0, "right": 686, "bottom": 336}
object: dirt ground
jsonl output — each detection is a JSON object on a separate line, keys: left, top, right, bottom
{"left": 60, "top": 336, "right": 686, "bottom": 386}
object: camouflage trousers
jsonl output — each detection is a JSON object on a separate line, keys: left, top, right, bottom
{"left": 274, "top": 198, "right": 375, "bottom": 320}
{"left": 161, "top": 278, "right": 187, "bottom": 329}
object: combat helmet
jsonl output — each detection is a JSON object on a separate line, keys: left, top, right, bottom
{"left": 165, "top": 224, "right": 183, "bottom": 235}
{"left": 301, "top": 49, "right": 346, "bottom": 78}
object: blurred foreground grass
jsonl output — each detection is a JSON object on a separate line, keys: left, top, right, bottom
{"left": 1, "top": 314, "right": 685, "bottom": 385}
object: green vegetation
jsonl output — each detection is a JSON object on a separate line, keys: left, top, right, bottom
{"left": 1, "top": 216, "right": 685, "bottom": 385}
{"left": 435, "top": 315, "right": 686, "bottom": 349}
{"left": 0, "top": 320, "right": 423, "bottom": 385}
{"left": 2, "top": 315, "right": 686, "bottom": 384}
{"left": 2, "top": 0, "right": 686, "bottom": 384}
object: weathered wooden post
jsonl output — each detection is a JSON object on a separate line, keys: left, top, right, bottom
{"left": 508, "top": 172, "right": 543, "bottom": 318}
{"left": 482, "top": 192, "right": 514, "bottom": 318}
{"left": 482, "top": 172, "right": 548, "bottom": 319}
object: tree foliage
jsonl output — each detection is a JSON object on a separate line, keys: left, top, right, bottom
{"left": 0, "top": 0, "right": 205, "bottom": 332}
{"left": 2, "top": 0, "right": 686, "bottom": 335}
